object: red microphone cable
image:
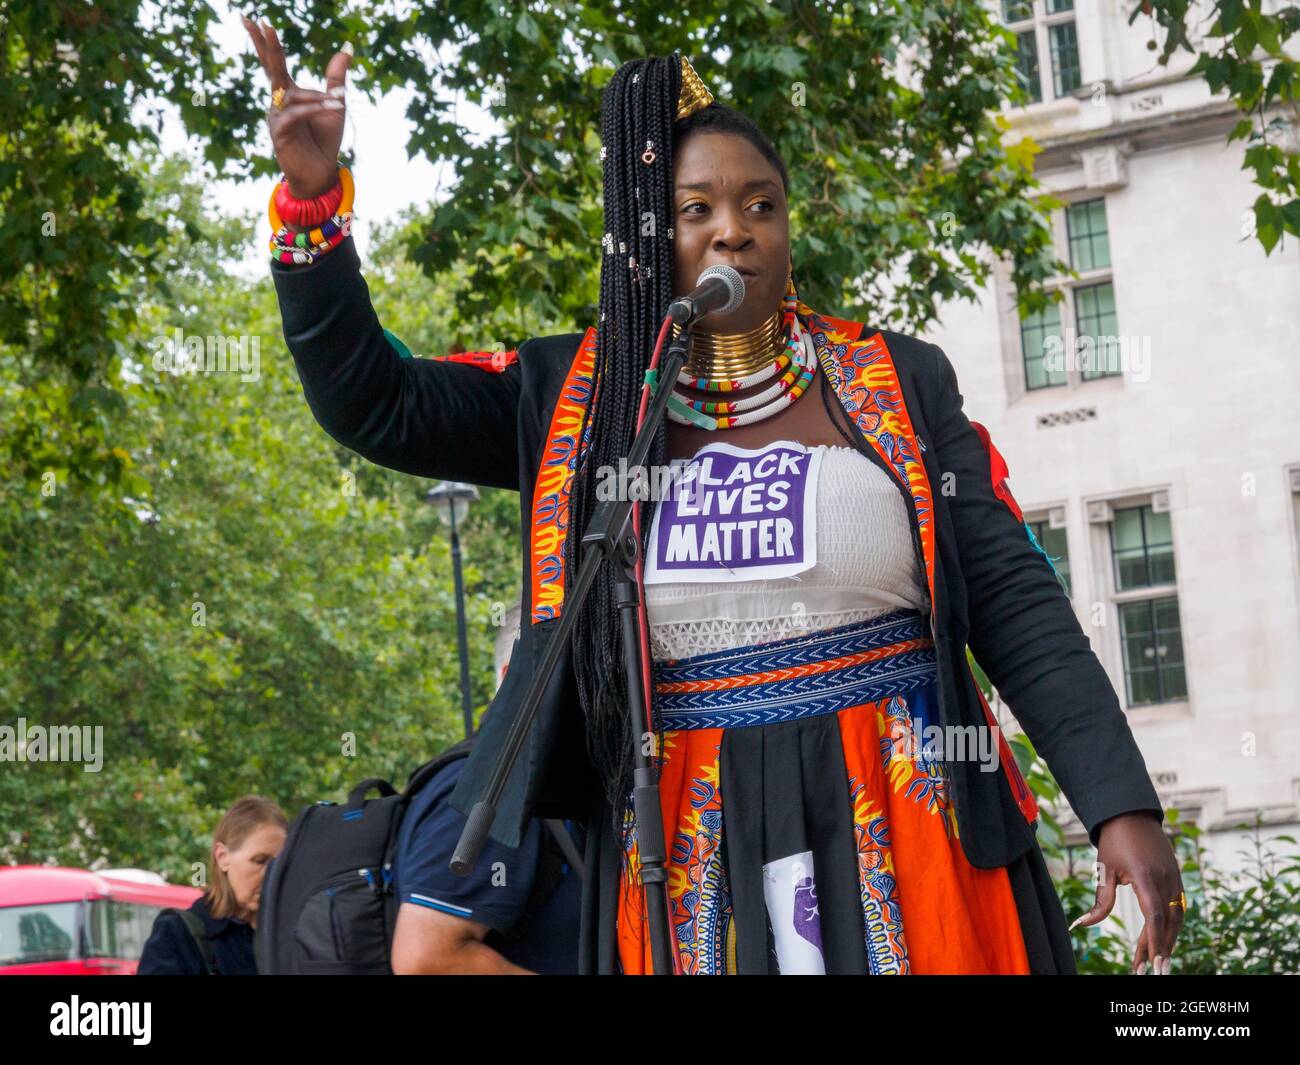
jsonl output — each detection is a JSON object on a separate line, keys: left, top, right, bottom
{"left": 629, "top": 310, "right": 681, "bottom": 975}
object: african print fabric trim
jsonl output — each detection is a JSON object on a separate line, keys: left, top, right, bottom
{"left": 529, "top": 327, "right": 597, "bottom": 622}
{"left": 616, "top": 610, "right": 1032, "bottom": 975}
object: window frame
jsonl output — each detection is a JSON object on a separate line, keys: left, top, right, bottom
{"left": 1017, "top": 195, "right": 1122, "bottom": 393}
{"left": 1108, "top": 503, "right": 1175, "bottom": 592}
{"left": 1116, "top": 594, "right": 1187, "bottom": 707}
{"left": 1002, "top": 0, "right": 1081, "bottom": 106}
{"left": 1087, "top": 491, "right": 1191, "bottom": 713}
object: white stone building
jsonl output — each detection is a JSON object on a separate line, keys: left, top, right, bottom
{"left": 922, "top": 0, "right": 1300, "bottom": 930}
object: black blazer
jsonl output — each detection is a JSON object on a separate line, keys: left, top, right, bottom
{"left": 271, "top": 236, "right": 1163, "bottom": 875}
{"left": 136, "top": 896, "right": 257, "bottom": 976}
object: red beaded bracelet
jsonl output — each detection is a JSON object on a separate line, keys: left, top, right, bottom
{"left": 274, "top": 178, "right": 345, "bottom": 227}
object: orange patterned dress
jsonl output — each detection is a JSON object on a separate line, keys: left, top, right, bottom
{"left": 614, "top": 610, "right": 1032, "bottom": 974}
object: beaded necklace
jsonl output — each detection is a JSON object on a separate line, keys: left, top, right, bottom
{"left": 666, "top": 282, "right": 817, "bottom": 430}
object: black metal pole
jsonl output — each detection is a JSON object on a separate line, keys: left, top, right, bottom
{"left": 448, "top": 503, "right": 474, "bottom": 740}
{"left": 615, "top": 565, "right": 674, "bottom": 976}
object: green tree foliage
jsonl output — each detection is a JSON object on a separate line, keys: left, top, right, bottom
{"left": 1168, "top": 813, "right": 1300, "bottom": 975}
{"left": 1136, "top": 0, "right": 1300, "bottom": 253}
{"left": 1, "top": 0, "right": 266, "bottom": 493}
{"left": 0, "top": 153, "right": 521, "bottom": 877}
{"left": 3, "top": 0, "right": 1073, "bottom": 493}
{"left": 388, "top": 0, "right": 1072, "bottom": 334}
{"left": 7, "top": 2, "right": 1295, "bottom": 490}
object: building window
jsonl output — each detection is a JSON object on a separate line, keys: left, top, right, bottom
{"left": 1110, "top": 504, "right": 1175, "bottom": 590}
{"left": 1027, "top": 515, "right": 1071, "bottom": 596}
{"left": 1020, "top": 303, "right": 1065, "bottom": 389}
{"left": 1118, "top": 598, "right": 1187, "bottom": 706}
{"left": 1101, "top": 501, "right": 1188, "bottom": 707}
{"left": 1066, "top": 199, "right": 1110, "bottom": 271}
{"left": 1018, "top": 197, "right": 1121, "bottom": 391}
{"left": 1064, "top": 199, "right": 1121, "bottom": 382}
{"left": 1003, "top": 0, "right": 1081, "bottom": 105}
{"left": 1074, "top": 283, "right": 1120, "bottom": 381}
{"left": 1049, "top": 20, "right": 1082, "bottom": 96}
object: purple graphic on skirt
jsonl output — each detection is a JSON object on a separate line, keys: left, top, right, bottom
{"left": 645, "top": 441, "right": 822, "bottom": 584}
{"left": 793, "top": 876, "right": 823, "bottom": 951}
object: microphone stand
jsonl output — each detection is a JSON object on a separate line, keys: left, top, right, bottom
{"left": 452, "top": 317, "right": 695, "bottom": 976}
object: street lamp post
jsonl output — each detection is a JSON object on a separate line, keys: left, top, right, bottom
{"left": 426, "top": 481, "right": 480, "bottom": 739}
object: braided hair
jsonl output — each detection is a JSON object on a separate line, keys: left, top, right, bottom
{"left": 564, "top": 55, "right": 792, "bottom": 843}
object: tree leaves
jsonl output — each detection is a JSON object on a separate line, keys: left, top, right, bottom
{"left": 1137, "top": 1, "right": 1299, "bottom": 256}
{"left": 11, "top": 1, "right": 1295, "bottom": 493}
{"left": 0, "top": 157, "right": 520, "bottom": 877}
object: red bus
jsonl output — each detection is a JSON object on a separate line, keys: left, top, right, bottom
{"left": 0, "top": 866, "right": 201, "bottom": 975}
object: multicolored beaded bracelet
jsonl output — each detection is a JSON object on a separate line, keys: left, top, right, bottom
{"left": 267, "top": 166, "right": 355, "bottom": 265}
{"left": 268, "top": 166, "right": 354, "bottom": 234}
{"left": 271, "top": 210, "right": 351, "bottom": 246}
{"left": 274, "top": 177, "right": 344, "bottom": 227}
{"left": 268, "top": 213, "right": 353, "bottom": 265}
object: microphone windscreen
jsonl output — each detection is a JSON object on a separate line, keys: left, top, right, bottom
{"left": 694, "top": 265, "right": 745, "bottom": 316}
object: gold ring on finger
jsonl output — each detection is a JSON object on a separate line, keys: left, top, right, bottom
{"left": 271, "top": 87, "right": 286, "bottom": 111}
{"left": 1167, "top": 891, "right": 1186, "bottom": 910}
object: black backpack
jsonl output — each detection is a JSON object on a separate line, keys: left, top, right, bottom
{"left": 255, "top": 737, "right": 580, "bottom": 974}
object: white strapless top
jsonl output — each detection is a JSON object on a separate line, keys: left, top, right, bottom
{"left": 645, "top": 441, "right": 925, "bottom": 661}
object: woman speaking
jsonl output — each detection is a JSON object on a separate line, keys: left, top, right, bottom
{"left": 244, "top": 20, "right": 1184, "bottom": 975}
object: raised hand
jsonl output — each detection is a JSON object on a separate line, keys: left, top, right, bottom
{"left": 243, "top": 18, "right": 352, "bottom": 199}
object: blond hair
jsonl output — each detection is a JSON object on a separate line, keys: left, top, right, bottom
{"left": 205, "top": 795, "right": 288, "bottom": 919}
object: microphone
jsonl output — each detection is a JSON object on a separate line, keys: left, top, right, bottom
{"left": 667, "top": 265, "right": 746, "bottom": 326}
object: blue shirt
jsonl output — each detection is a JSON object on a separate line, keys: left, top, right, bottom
{"left": 393, "top": 756, "right": 583, "bottom": 974}
{"left": 137, "top": 896, "right": 257, "bottom": 975}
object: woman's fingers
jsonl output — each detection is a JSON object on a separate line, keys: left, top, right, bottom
{"left": 259, "top": 20, "right": 295, "bottom": 90}
{"left": 242, "top": 17, "right": 294, "bottom": 94}
{"left": 1132, "top": 874, "right": 1172, "bottom": 974}
{"left": 1132, "top": 924, "right": 1151, "bottom": 975}
{"left": 1068, "top": 857, "right": 1118, "bottom": 932}
{"left": 243, "top": 18, "right": 346, "bottom": 118}
{"left": 241, "top": 16, "right": 272, "bottom": 80}
{"left": 278, "top": 84, "right": 331, "bottom": 108}
{"left": 1148, "top": 875, "right": 1184, "bottom": 973}
{"left": 1161, "top": 878, "right": 1186, "bottom": 967}
{"left": 324, "top": 44, "right": 352, "bottom": 95}
{"left": 272, "top": 100, "right": 344, "bottom": 139}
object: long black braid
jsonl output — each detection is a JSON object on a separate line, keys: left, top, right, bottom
{"left": 564, "top": 55, "right": 678, "bottom": 846}
{"left": 564, "top": 55, "right": 794, "bottom": 844}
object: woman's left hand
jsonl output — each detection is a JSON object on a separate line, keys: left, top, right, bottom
{"left": 1071, "top": 811, "right": 1184, "bottom": 974}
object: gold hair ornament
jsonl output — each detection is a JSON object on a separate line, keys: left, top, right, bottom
{"left": 676, "top": 55, "right": 714, "bottom": 121}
